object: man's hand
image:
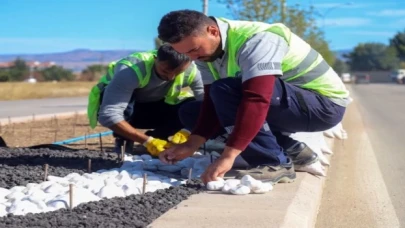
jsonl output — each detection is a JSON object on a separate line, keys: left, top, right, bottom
{"left": 159, "top": 134, "right": 207, "bottom": 164}
{"left": 201, "top": 146, "right": 242, "bottom": 184}
{"left": 159, "top": 143, "right": 195, "bottom": 164}
{"left": 143, "top": 137, "right": 172, "bottom": 157}
{"left": 168, "top": 128, "right": 191, "bottom": 144}
{"left": 201, "top": 156, "right": 235, "bottom": 185}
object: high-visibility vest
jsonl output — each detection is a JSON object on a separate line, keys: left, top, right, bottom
{"left": 87, "top": 50, "right": 197, "bottom": 129}
{"left": 207, "top": 18, "right": 349, "bottom": 99}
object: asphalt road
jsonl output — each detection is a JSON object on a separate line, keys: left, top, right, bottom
{"left": 317, "top": 83, "right": 405, "bottom": 228}
{"left": 0, "top": 96, "right": 87, "bottom": 118}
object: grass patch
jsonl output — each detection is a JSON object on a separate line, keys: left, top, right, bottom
{"left": 0, "top": 81, "right": 95, "bottom": 101}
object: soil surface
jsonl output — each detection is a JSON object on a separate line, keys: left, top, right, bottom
{"left": 0, "top": 114, "right": 116, "bottom": 150}
{"left": 0, "top": 147, "right": 121, "bottom": 189}
{"left": 0, "top": 180, "right": 204, "bottom": 228}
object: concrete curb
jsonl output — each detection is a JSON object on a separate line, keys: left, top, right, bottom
{"left": 0, "top": 110, "right": 86, "bottom": 126}
{"left": 280, "top": 137, "right": 334, "bottom": 228}
{"left": 149, "top": 138, "right": 337, "bottom": 228}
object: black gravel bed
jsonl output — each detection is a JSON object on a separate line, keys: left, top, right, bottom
{"left": 0, "top": 147, "right": 122, "bottom": 189}
{"left": 0, "top": 180, "right": 205, "bottom": 228}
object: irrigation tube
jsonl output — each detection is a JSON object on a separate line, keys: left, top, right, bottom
{"left": 53, "top": 131, "right": 113, "bottom": 145}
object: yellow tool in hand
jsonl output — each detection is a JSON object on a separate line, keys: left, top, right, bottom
{"left": 168, "top": 129, "right": 191, "bottom": 144}
{"left": 143, "top": 137, "right": 172, "bottom": 156}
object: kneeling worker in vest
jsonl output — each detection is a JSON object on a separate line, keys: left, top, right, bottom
{"left": 89, "top": 44, "right": 204, "bottom": 157}
{"left": 156, "top": 10, "right": 351, "bottom": 184}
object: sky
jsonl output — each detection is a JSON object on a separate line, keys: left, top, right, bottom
{"left": 0, "top": 0, "right": 404, "bottom": 54}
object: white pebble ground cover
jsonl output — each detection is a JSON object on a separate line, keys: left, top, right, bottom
{"left": 0, "top": 124, "right": 346, "bottom": 217}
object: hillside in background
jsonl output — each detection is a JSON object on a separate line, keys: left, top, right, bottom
{"left": 0, "top": 48, "right": 351, "bottom": 72}
{"left": 0, "top": 49, "right": 143, "bottom": 72}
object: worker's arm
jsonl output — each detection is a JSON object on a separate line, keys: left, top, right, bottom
{"left": 222, "top": 32, "right": 289, "bottom": 158}
{"left": 187, "top": 61, "right": 222, "bottom": 146}
{"left": 188, "top": 65, "right": 204, "bottom": 101}
{"left": 98, "top": 63, "right": 149, "bottom": 144}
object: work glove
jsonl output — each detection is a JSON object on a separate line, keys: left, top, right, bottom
{"left": 143, "top": 137, "right": 172, "bottom": 156}
{"left": 168, "top": 128, "right": 191, "bottom": 144}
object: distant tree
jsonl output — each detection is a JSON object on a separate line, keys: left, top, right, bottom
{"left": 333, "top": 59, "right": 350, "bottom": 76}
{"left": 217, "top": 0, "right": 336, "bottom": 65}
{"left": 0, "top": 70, "right": 9, "bottom": 82}
{"left": 8, "top": 58, "right": 29, "bottom": 81}
{"left": 81, "top": 64, "right": 108, "bottom": 81}
{"left": 389, "top": 29, "right": 405, "bottom": 61}
{"left": 154, "top": 37, "right": 164, "bottom": 49}
{"left": 40, "top": 66, "right": 75, "bottom": 81}
{"left": 346, "top": 43, "right": 400, "bottom": 71}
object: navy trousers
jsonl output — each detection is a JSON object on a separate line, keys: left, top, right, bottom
{"left": 179, "top": 77, "right": 346, "bottom": 167}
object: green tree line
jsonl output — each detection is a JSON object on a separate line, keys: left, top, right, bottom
{"left": 0, "top": 59, "right": 108, "bottom": 82}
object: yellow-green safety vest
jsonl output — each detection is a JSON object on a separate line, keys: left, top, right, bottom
{"left": 207, "top": 18, "right": 349, "bottom": 99}
{"left": 87, "top": 50, "right": 197, "bottom": 129}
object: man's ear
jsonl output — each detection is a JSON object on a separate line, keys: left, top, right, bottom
{"left": 207, "top": 25, "right": 219, "bottom": 36}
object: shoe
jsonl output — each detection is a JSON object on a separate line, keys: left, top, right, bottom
{"left": 284, "top": 142, "right": 318, "bottom": 168}
{"left": 235, "top": 158, "right": 296, "bottom": 184}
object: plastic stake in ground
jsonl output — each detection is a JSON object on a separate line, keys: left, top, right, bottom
{"left": 73, "top": 113, "right": 77, "bottom": 137}
{"left": 29, "top": 127, "right": 32, "bottom": 142}
{"left": 99, "top": 133, "right": 103, "bottom": 152}
{"left": 84, "top": 134, "right": 87, "bottom": 149}
{"left": 142, "top": 173, "right": 147, "bottom": 194}
{"left": 54, "top": 130, "right": 57, "bottom": 142}
{"left": 88, "top": 159, "right": 92, "bottom": 173}
{"left": 54, "top": 114, "right": 58, "bottom": 127}
{"left": 120, "top": 145, "right": 125, "bottom": 163}
{"left": 69, "top": 184, "right": 73, "bottom": 211}
{"left": 188, "top": 168, "right": 193, "bottom": 184}
{"left": 44, "top": 164, "right": 49, "bottom": 182}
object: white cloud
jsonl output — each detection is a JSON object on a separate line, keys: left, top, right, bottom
{"left": 320, "top": 18, "right": 371, "bottom": 27}
{"left": 367, "top": 9, "right": 405, "bottom": 17}
{"left": 345, "top": 31, "right": 395, "bottom": 37}
{"left": 313, "top": 2, "right": 365, "bottom": 9}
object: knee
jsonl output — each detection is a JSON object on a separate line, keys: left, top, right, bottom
{"left": 209, "top": 77, "right": 240, "bottom": 101}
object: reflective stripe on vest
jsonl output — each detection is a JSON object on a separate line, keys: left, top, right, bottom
{"left": 281, "top": 48, "right": 330, "bottom": 84}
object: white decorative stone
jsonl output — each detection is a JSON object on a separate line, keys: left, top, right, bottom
{"left": 230, "top": 185, "right": 251, "bottom": 195}
{"left": 222, "top": 179, "right": 241, "bottom": 193}
{"left": 97, "top": 184, "right": 125, "bottom": 199}
{"left": 251, "top": 183, "right": 273, "bottom": 194}
{"left": 206, "top": 178, "right": 225, "bottom": 191}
